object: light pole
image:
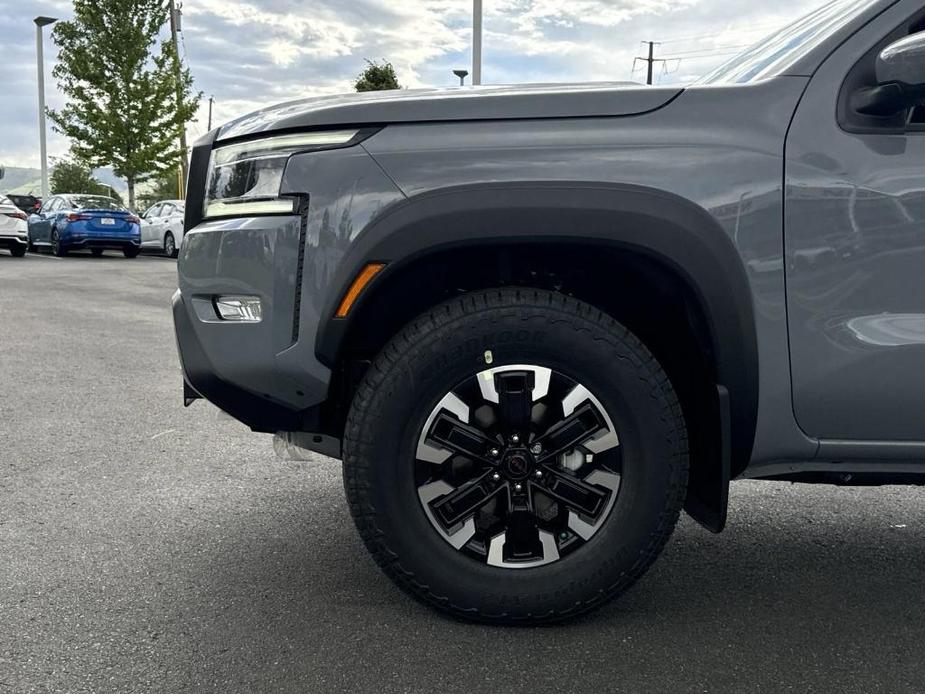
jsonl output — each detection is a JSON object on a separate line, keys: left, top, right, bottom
{"left": 472, "top": 0, "right": 482, "bottom": 85}
{"left": 453, "top": 69, "right": 469, "bottom": 86}
{"left": 35, "top": 16, "right": 57, "bottom": 199}
{"left": 167, "top": 0, "right": 188, "bottom": 192}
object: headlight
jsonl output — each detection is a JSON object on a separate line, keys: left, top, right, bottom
{"left": 203, "top": 130, "right": 359, "bottom": 219}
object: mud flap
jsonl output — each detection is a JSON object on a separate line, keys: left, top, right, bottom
{"left": 684, "top": 385, "right": 731, "bottom": 533}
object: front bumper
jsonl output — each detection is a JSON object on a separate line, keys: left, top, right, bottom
{"left": 172, "top": 214, "right": 331, "bottom": 434}
{"left": 172, "top": 133, "right": 405, "bottom": 450}
{"left": 173, "top": 289, "right": 308, "bottom": 431}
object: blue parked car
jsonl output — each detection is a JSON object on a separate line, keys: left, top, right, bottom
{"left": 27, "top": 194, "right": 141, "bottom": 257}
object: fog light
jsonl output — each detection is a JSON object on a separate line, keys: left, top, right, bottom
{"left": 214, "top": 295, "right": 262, "bottom": 322}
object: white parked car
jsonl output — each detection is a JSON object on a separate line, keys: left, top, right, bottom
{"left": 140, "top": 200, "right": 185, "bottom": 257}
{"left": 0, "top": 195, "right": 28, "bottom": 257}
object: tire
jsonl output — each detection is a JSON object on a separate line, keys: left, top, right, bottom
{"left": 164, "top": 231, "right": 177, "bottom": 258}
{"left": 10, "top": 245, "right": 26, "bottom": 257}
{"left": 51, "top": 229, "right": 67, "bottom": 257}
{"left": 123, "top": 246, "right": 140, "bottom": 258}
{"left": 343, "top": 288, "right": 689, "bottom": 624}
{"left": 91, "top": 248, "right": 104, "bottom": 257}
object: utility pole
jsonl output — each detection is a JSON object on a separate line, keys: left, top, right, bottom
{"left": 168, "top": 0, "right": 188, "bottom": 197}
{"left": 34, "top": 16, "right": 57, "bottom": 199}
{"left": 472, "top": 0, "right": 482, "bottom": 85}
{"left": 633, "top": 41, "right": 666, "bottom": 85}
{"left": 207, "top": 95, "right": 214, "bottom": 130}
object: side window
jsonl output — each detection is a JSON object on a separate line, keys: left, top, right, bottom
{"left": 147, "top": 204, "right": 162, "bottom": 218}
{"left": 161, "top": 204, "right": 175, "bottom": 217}
{"left": 45, "top": 198, "right": 59, "bottom": 213}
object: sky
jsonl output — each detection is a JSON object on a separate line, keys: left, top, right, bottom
{"left": 1, "top": 0, "right": 826, "bottom": 169}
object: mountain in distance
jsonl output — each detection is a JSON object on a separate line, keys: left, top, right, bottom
{"left": 1, "top": 166, "right": 128, "bottom": 196}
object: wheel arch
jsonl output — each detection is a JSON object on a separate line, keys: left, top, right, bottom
{"left": 316, "top": 182, "right": 758, "bottom": 530}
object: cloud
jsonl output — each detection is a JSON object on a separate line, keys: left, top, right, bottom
{"left": 1, "top": 0, "right": 823, "bottom": 169}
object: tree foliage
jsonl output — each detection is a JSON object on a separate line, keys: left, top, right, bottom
{"left": 354, "top": 60, "right": 401, "bottom": 92}
{"left": 48, "top": 0, "right": 200, "bottom": 210}
{"left": 49, "top": 155, "right": 123, "bottom": 204}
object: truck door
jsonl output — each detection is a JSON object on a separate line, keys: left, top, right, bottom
{"left": 785, "top": 2, "right": 925, "bottom": 440}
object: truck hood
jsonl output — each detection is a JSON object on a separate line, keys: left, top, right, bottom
{"left": 216, "top": 83, "right": 683, "bottom": 141}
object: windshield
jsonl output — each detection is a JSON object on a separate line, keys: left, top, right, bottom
{"left": 696, "top": 0, "right": 879, "bottom": 85}
{"left": 71, "top": 196, "right": 125, "bottom": 211}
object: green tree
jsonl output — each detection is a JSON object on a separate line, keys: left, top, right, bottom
{"left": 354, "top": 60, "right": 401, "bottom": 92}
{"left": 49, "top": 155, "right": 123, "bottom": 204}
{"left": 48, "top": 0, "right": 200, "bottom": 210}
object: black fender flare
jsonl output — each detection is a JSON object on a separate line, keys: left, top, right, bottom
{"left": 317, "top": 182, "right": 758, "bottom": 477}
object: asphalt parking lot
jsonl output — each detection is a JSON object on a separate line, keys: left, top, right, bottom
{"left": 2, "top": 251, "right": 925, "bottom": 693}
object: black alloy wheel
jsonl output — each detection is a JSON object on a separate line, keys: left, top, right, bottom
{"left": 414, "top": 364, "right": 621, "bottom": 568}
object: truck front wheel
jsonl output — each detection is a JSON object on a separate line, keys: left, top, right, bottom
{"left": 343, "top": 288, "right": 689, "bottom": 624}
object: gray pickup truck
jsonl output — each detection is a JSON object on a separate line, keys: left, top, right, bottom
{"left": 173, "top": 0, "right": 925, "bottom": 623}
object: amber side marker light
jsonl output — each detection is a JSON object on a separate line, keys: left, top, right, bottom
{"left": 335, "top": 263, "right": 386, "bottom": 318}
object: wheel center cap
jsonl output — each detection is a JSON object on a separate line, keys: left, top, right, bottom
{"left": 503, "top": 452, "right": 532, "bottom": 480}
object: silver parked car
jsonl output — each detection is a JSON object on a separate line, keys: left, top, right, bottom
{"left": 140, "top": 200, "right": 185, "bottom": 257}
{"left": 0, "top": 195, "right": 30, "bottom": 256}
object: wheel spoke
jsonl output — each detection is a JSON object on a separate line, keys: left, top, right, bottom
{"left": 428, "top": 470, "right": 504, "bottom": 530}
{"left": 418, "top": 481, "right": 477, "bottom": 549}
{"left": 493, "top": 369, "right": 535, "bottom": 429}
{"left": 533, "top": 402, "right": 607, "bottom": 464}
{"left": 562, "top": 385, "right": 620, "bottom": 453}
{"left": 487, "top": 528, "right": 560, "bottom": 568}
{"left": 425, "top": 412, "right": 498, "bottom": 464}
{"left": 535, "top": 466, "right": 611, "bottom": 521}
{"left": 566, "top": 470, "right": 621, "bottom": 540}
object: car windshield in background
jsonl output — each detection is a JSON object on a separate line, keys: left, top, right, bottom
{"left": 696, "top": 0, "right": 879, "bottom": 85}
{"left": 71, "top": 196, "right": 125, "bottom": 211}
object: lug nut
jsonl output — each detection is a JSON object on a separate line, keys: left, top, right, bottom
{"left": 511, "top": 434, "right": 520, "bottom": 445}
{"left": 534, "top": 470, "right": 543, "bottom": 478}
{"left": 492, "top": 472, "right": 501, "bottom": 481}
{"left": 530, "top": 443, "right": 542, "bottom": 455}
{"left": 489, "top": 447, "right": 500, "bottom": 457}
{"left": 514, "top": 483, "right": 523, "bottom": 492}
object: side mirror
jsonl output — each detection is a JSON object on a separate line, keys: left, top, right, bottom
{"left": 854, "top": 31, "right": 925, "bottom": 117}
{"left": 877, "top": 31, "right": 925, "bottom": 88}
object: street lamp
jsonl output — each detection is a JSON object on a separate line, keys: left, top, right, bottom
{"left": 35, "top": 16, "right": 57, "bottom": 200}
{"left": 453, "top": 69, "right": 469, "bottom": 86}
{"left": 472, "top": 0, "right": 482, "bottom": 85}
